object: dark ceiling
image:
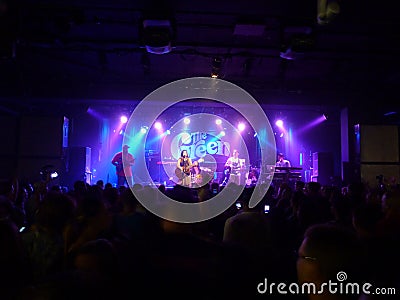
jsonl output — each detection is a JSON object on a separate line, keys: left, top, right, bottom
{"left": 1, "top": 0, "right": 399, "bottom": 120}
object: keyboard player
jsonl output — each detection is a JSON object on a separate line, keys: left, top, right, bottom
{"left": 273, "top": 153, "right": 301, "bottom": 191}
{"left": 276, "top": 153, "right": 291, "bottom": 169}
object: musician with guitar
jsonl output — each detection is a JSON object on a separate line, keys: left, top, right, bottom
{"left": 223, "top": 149, "right": 244, "bottom": 185}
{"left": 175, "top": 150, "right": 193, "bottom": 187}
{"left": 111, "top": 144, "right": 135, "bottom": 187}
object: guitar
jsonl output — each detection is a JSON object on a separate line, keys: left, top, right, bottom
{"left": 115, "top": 157, "right": 135, "bottom": 173}
{"left": 175, "top": 158, "right": 204, "bottom": 180}
{"left": 224, "top": 164, "right": 242, "bottom": 176}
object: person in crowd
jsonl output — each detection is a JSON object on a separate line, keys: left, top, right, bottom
{"left": 296, "top": 223, "right": 362, "bottom": 300}
{"left": 96, "top": 180, "right": 104, "bottom": 190}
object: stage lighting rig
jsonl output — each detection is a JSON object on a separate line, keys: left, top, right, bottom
{"left": 141, "top": 19, "right": 174, "bottom": 55}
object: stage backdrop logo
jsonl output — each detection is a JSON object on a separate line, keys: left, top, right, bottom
{"left": 162, "top": 115, "right": 246, "bottom": 186}
{"left": 170, "top": 131, "right": 230, "bottom": 159}
{"left": 123, "top": 77, "right": 276, "bottom": 223}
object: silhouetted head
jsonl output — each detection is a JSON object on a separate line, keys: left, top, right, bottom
{"left": 297, "top": 224, "right": 361, "bottom": 286}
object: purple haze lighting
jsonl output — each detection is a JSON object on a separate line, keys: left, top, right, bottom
{"left": 275, "top": 119, "right": 283, "bottom": 128}
{"left": 87, "top": 107, "right": 103, "bottom": 119}
{"left": 384, "top": 111, "right": 397, "bottom": 116}
{"left": 297, "top": 115, "right": 327, "bottom": 134}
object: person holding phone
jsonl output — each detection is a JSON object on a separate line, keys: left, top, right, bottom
{"left": 223, "top": 187, "right": 272, "bottom": 253}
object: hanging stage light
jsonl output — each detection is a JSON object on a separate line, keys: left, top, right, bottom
{"left": 211, "top": 57, "right": 222, "bottom": 78}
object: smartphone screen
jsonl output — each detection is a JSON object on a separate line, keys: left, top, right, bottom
{"left": 264, "top": 205, "right": 270, "bottom": 213}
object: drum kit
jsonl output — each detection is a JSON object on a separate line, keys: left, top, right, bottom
{"left": 245, "top": 166, "right": 260, "bottom": 185}
{"left": 221, "top": 164, "right": 261, "bottom": 186}
{"left": 191, "top": 166, "right": 213, "bottom": 186}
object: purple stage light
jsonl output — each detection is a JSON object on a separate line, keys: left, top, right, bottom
{"left": 86, "top": 107, "right": 103, "bottom": 119}
{"left": 297, "top": 114, "right": 327, "bottom": 134}
{"left": 154, "top": 121, "right": 162, "bottom": 130}
{"left": 120, "top": 115, "right": 128, "bottom": 124}
{"left": 238, "top": 122, "right": 245, "bottom": 132}
{"left": 275, "top": 119, "right": 283, "bottom": 128}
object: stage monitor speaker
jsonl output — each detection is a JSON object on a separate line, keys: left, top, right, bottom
{"left": 312, "top": 152, "right": 333, "bottom": 186}
{"left": 64, "top": 147, "right": 91, "bottom": 188}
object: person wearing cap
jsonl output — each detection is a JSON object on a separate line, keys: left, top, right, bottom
{"left": 276, "top": 153, "right": 291, "bottom": 168}
{"left": 111, "top": 145, "right": 135, "bottom": 187}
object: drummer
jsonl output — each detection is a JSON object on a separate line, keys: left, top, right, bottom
{"left": 191, "top": 160, "right": 202, "bottom": 176}
{"left": 246, "top": 166, "right": 259, "bottom": 186}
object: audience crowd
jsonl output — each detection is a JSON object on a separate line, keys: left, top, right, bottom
{"left": 0, "top": 173, "right": 399, "bottom": 300}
